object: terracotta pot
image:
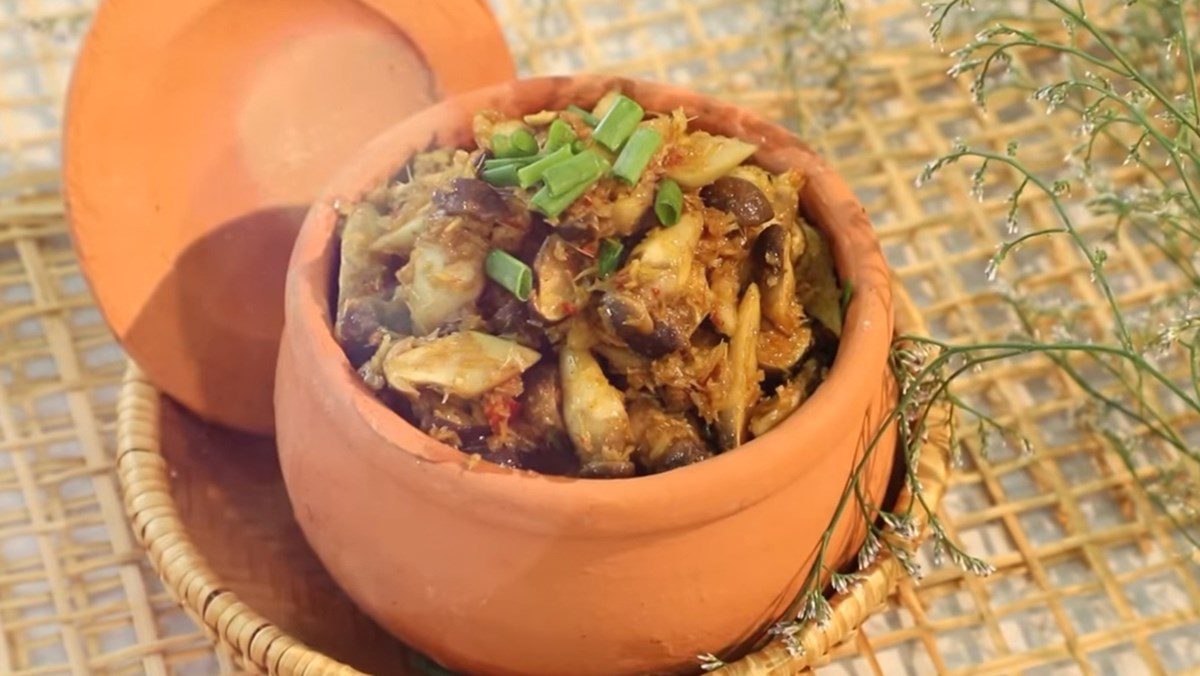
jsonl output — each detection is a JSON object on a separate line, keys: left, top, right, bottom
{"left": 64, "top": 0, "right": 514, "bottom": 434}
{"left": 276, "top": 75, "right": 897, "bottom": 676}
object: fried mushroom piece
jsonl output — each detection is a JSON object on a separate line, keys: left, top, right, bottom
{"left": 335, "top": 204, "right": 411, "bottom": 361}
{"left": 597, "top": 211, "right": 706, "bottom": 357}
{"left": 749, "top": 359, "right": 822, "bottom": 438}
{"left": 752, "top": 223, "right": 800, "bottom": 331}
{"left": 383, "top": 331, "right": 541, "bottom": 398}
{"left": 714, "top": 283, "right": 763, "bottom": 450}
{"left": 560, "top": 321, "right": 634, "bottom": 477}
{"left": 531, "top": 235, "right": 588, "bottom": 322}
{"left": 758, "top": 322, "right": 813, "bottom": 373}
{"left": 628, "top": 398, "right": 712, "bottom": 474}
{"left": 398, "top": 217, "right": 489, "bottom": 336}
{"left": 752, "top": 223, "right": 811, "bottom": 372}
{"left": 795, "top": 222, "right": 844, "bottom": 335}
{"left": 518, "top": 362, "right": 569, "bottom": 447}
{"left": 701, "top": 176, "right": 774, "bottom": 227}
{"left": 664, "top": 132, "right": 758, "bottom": 190}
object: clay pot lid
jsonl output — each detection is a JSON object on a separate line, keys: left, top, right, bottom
{"left": 64, "top": 0, "right": 514, "bottom": 434}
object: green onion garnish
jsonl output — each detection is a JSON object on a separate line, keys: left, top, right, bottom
{"left": 571, "top": 139, "right": 588, "bottom": 154}
{"left": 592, "top": 95, "right": 644, "bottom": 151}
{"left": 483, "top": 156, "right": 537, "bottom": 172}
{"left": 510, "top": 129, "right": 539, "bottom": 157}
{"left": 485, "top": 249, "right": 533, "bottom": 300}
{"left": 566, "top": 104, "right": 598, "bottom": 127}
{"left": 654, "top": 179, "right": 683, "bottom": 226}
{"left": 481, "top": 163, "right": 521, "bottom": 187}
{"left": 597, "top": 238, "right": 624, "bottom": 278}
{"left": 531, "top": 174, "right": 600, "bottom": 218}
{"left": 516, "top": 145, "right": 574, "bottom": 189}
{"left": 492, "top": 133, "right": 515, "bottom": 158}
{"left": 546, "top": 118, "right": 577, "bottom": 152}
{"left": 542, "top": 150, "right": 609, "bottom": 196}
{"left": 611, "top": 127, "right": 662, "bottom": 184}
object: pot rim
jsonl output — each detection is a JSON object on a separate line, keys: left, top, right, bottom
{"left": 281, "top": 74, "right": 895, "bottom": 535}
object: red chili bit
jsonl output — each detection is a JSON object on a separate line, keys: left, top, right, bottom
{"left": 484, "top": 395, "right": 520, "bottom": 435}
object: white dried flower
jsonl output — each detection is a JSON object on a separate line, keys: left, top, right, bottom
{"left": 800, "top": 590, "right": 833, "bottom": 628}
{"left": 831, "top": 572, "right": 865, "bottom": 595}
{"left": 858, "top": 531, "right": 882, "bottom": 570}
{"left": 698, "top": 653, "right": 726, "bottom": 672}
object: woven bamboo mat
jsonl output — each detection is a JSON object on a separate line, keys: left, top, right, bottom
{"left": 1, "top": 0, "right": 1198, "bottom": 674}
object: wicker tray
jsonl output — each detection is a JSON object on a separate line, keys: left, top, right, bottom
{"left": 114, "top": 273, "right": 948, "bottom": 675}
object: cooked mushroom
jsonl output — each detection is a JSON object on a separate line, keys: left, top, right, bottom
{"left": 628, "top": 399, "right": 712, "bottom": 473}
{"left": 771, "top": 169, "right": 806, "bottom": 236}
{"left": 369, "top": 209, "right": 429, "bottom": 257}
{"left": 701, "top": 176, "right": 774, "bottom": 227}
{"left": 748, "top": 364, "right": 815, "bottom": 438}
{"left": 560, "top": 321, "right": 634, "bottom": 477}
{"left": 610, "top": 175, "right": 657, "bottom": 235}
{"left": 519, "top": 362, "right": 567, "bottom": 442}
{"left": 531, "top": 235, "right": 588, "bottom": 322}
{"left": 597, "top": 292, "right": 692, "bottom": 358}
{"left": 795, "top": 222, "right": 843, "bottom": 335}
{"left": 758, "top": 322, "right": 813, "bottom": 373}
{"left": 628, "top": 211, "right": 704, "bottom": 296}
{"left": 597, "top": 211, "right": 706, "bottom": 357}
{"left": 707, "top": 257, "right": 742, "bottom": 337}
{"left": 409, "top": 389, "right": 492, "bottom": 453}
{"left": 715, "top": 283, "right": 763, "bottom": 450}
{"left": 665, "top": 132, "right": 758, "bottom": 189}
{"left": 335, "top": 204, "right": 411, "bottom": 359}
{"left": 752, "top": 223, "right": 801, "bottom": 332}
{"left": 433, "top": 178, "right": 518, "bottom": 225}
{"left": 556, "top": 211, "right": 601, "bottom": 243}
{"left": 398, "top": 219, "right": 488, "bottom": 335}
{"left": 383, "top": 331, "right": 540, "bottom": 398}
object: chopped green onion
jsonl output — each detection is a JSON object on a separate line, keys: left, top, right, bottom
{"left": 542, "top": 150, "right": 609, "bottom": 196}
{"left": 592, "top": 92, "right": 619, "bottom": 118}
{"left": 571, "top": 139, "right": 588, "bottom": 153}
{"left": 546, "top": 118, "right": 577, "bottom": 152}
{"left": 481, "top": 163, "right": 521, "bottom": 187}
{"left": 611, "top": 127, "right": 662, "bottom": 184}
{"left": 483, "top": 156, "right": 537, "bottom": 172}
{"left": 485, "top": 249, "right": 533, "bottom": 301}
{"left": 516, "top": 146, "right": 574, "bottom": 189}
{"left": 592, "top": 95, "right": 644, "bottom": 151}
{"left": 531, "top": 174, "right": 600, "bottom": 218}
{"left": 567, "top": 104, "right": 598, "bottom": 127}
{"left": 492, "top": 133, "right": 514, "bottom": 158}
{"left": 597, "top": 238, "right": 624, "bottom": 278}
{"left": 654, "top": 179, "right": 683, "bottom": 226}
{"left": 510, "top": 129, "right": 539, "bottom": 156}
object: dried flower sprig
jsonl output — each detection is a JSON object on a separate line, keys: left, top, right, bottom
{"left": 706, "top": 0, "right": 1200, "bottom": 668}
{"left": 769, "top": 0, "right": 860, "bottom": 134}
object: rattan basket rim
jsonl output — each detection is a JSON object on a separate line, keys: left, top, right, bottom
{"left": 114, "top": 286, "right": 949, "bottom": 675}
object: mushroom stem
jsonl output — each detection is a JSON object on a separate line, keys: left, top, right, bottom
{"left": 629, "top": 399, "right": 712, "bottom": 473}
{"left": 752, "top": 223, "right": 800, "bottom": 332}
{"left": 560, "top": 321, "right": 634, "bottom": 476}
{"left": 715, "top": 283, "right": 763, "bottom": 450}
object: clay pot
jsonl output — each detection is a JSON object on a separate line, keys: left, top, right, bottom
{"left": 64, "top": 0, "right": 514, "bottom": 434}
{"left": 276, "top": 76, "right": 897, "bottom": 676}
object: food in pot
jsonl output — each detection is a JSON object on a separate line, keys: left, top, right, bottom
{"left": 333, "top": 93, "right": 843, "bottom": 477}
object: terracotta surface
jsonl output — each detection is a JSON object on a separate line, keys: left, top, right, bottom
{"left": 156, "top": 398, "right": 418, "bottom": 674}
{"left": 64, "top": 0, "right": 514, "bottom": 434}
{"left": 276, "top": 75, "right": 899, "bottom": 676}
